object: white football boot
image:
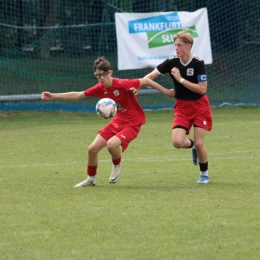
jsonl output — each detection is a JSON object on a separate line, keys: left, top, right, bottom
{"left": 109, "top": 165, "right": 121, "bottom": 184}
{"left": 74, "top": 178, "right": 96, "bottom": 187}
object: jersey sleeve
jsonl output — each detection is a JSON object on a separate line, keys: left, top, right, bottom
{"left": 156, "top": 59, "right": 170, "bottom": 75}
{"left": 156, "top": 56, "right": 176, "bottom": 75}
{"left": 83, "top": 84, "right": 103, "bottom": 97}
{"left": 197, "top": 60, "right": 206, "bottom": 74}
{"left": 120, "top": 78, "right": 140, "bottom": 90}
{"left": 196, "top": 60, "right": 207, "bottom": 82}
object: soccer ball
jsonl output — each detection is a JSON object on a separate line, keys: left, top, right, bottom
{"left": 96, "top": 98, "right": 117, "bottom": 119}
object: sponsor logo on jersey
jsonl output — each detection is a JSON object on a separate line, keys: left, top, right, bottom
{"left": 116, "top": 102, "right": 127, "bottom": 113}
{"left": 187, "top": 68, "right": 194, "bottom": 76}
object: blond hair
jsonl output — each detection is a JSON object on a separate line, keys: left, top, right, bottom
{"left": 174, "top": 30, "right": 194, "bottom": 47}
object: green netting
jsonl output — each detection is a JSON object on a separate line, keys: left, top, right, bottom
{"left": 0, "top": 0, "right": 260, "bottom": 111}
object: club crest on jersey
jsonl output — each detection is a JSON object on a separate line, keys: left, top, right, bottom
{"left": 187, "top": 68, "right": 194, "bottom": 76}
{"left": 113, "top": 90, "right": 120, "bottom": 96}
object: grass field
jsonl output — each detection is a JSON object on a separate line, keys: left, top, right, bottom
{"left": 1, "top": 107, "right": 260, "bottom": 260}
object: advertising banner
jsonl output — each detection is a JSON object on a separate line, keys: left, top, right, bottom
{"left": 115, "top": 8, "right": 212, "bottom": 70}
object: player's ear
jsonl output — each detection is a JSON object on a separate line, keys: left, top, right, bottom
{"left": 109, "top": 70, "right": 113, "bottom": 76}
{"left": 187, "top": 43, "right": 192, "bottom": 50}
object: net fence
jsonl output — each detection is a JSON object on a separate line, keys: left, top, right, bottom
{"left": 0, "top": 0, "right": 260, "bottom": 111}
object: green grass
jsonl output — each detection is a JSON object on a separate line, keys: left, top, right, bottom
{"left": 1, "top": 107, "right": 260, "bottom": 260}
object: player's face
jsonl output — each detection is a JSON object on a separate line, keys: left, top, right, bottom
{"left": 174, "top": 39, "right": 191, "bottom": 58}
{"left": 94, "top": 70, "right": 112, "bottom": 86}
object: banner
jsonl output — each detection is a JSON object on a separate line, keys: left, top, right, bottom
{"left": 115, "top": 8, "right": 212, "bottom": 70}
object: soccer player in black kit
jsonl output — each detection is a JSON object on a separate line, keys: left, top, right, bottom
{"left": 144, "top": 30, "right": 213, "bottom": 184}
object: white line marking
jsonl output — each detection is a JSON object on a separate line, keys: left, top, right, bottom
{"left": 1, "top": 150, "right": 259, "bottom": 169}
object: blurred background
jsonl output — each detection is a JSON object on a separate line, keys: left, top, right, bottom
{"left": 0, "top": 0, "right": 259, "bottom": 111}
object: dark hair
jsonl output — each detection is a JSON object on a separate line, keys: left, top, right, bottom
{"left": 93, "top": 57, "right": 111, "bottom": 71}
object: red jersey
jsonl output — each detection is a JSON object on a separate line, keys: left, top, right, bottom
{"left": 84, "top": 78, "right": 146, "bottom": 126}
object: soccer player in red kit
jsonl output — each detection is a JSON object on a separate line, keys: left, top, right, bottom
{"left": 144, "top": 30, "right": 213, "bottom": 184}
{"left": 42, "top": 57, "right": 174, "bottom": 187}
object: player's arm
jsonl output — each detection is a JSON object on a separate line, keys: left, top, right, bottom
{"left": 181, "top": 80, "right": 207, "bottom": 95}
{"left": 143, "top": 68, "right": 176, "bottom": 97}
{"left": 143, "top": 69, "right": 160, "bottom": 80}
{"left": 138, "top": 78, "right": 175, "bottom": 98}
{"left": 171, "top": 68, "right": 207, "bottom": 95}
{"left": 42, "top": 91, "right": 86, "bottom": 100}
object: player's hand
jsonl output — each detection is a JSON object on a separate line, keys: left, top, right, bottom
{"left": 128, "top": 87, "right": 138, "bottom": 95}
{"left": 167, "top": 89, "right": 175, "bottom": 98}
{"left": 171, "top": 67, "right": 181, "bottom": 82}
{"left": 42, "top": 92, "right": 53, "bottom": 100}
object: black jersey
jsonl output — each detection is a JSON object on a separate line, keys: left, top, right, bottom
{"left": 156, "top": 55, "right": 206, "bottom": 100}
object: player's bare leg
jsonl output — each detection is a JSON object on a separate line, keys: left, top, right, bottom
{"left": 74, "top": 134, "right": 107, "bottom": 187}
{"left": 88, "top": 134, "right": 107, "bottom": 165}
{"left": 172, "top": 127, "right": 198, "bottom": 163}
{"left": 193, "top": 127, "right": 207, "bottom": 163}
{"left": 194, "top": 127, "right": 210, "bottom": 184}
{"left": 172, "top": 128, "right": 192, "bottom": 148}
{"left": 107, "top": 136, "right": 122, "bottom": 183}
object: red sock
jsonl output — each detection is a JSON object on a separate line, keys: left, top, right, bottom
{"left": 87, "top": 165, "right": 97, "bottom": 176}
{"left": 112, "top": 157, "right": 121, "bottom": 166}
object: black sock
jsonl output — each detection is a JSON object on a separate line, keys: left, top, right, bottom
{"left": 199, "top": 162, "right": 208, "bottom": 172}
{"left": 187, "top": 139, "right": 194, "bottom": 149}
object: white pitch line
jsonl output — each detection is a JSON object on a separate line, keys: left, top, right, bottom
{"left": 1, "top": 151, "right": 259, "bottom": 169}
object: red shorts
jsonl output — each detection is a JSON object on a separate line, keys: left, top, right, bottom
{"left": 173, "top": 95, "right": 213, "bottom": 135}
{"left": 98, "top": 121, "right": 141, "bottom": 152}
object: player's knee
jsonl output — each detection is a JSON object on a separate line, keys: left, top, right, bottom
{"left": 88, "top": 144, "right": 99, "bottom": 155}
{"left": 194, "top": 140, "right": 204, "bottom": 150}
{"left": 172, "top": 140, "right": 183, "bottom": 149}
{"left": 106, "top": 140, "right": 116, "bottom": 151}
